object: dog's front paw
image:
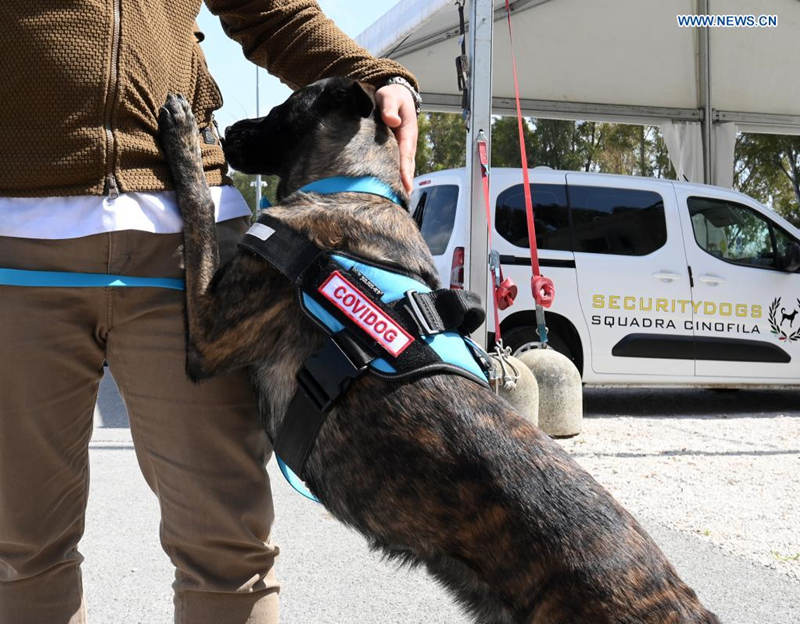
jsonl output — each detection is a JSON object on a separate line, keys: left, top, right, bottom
{"left": 158, "top": 94, "right": 201, "bottom": 170}
{"left": 159, "top": 93, "right": 194, "bottom": 134}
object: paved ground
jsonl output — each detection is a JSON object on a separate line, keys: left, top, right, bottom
{"left": 83, "top": 372, "right": 800, "bottom": 623}
{"left": 561, "top": 388, "right": 800, "bottom": 582}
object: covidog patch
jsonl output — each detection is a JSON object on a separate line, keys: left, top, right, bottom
{"left": 318, "top": 271, "right": 413, "bottom": 356}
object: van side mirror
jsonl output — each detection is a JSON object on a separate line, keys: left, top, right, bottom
{"left": 780, "top": 240, "right": 800, "bottom": 272}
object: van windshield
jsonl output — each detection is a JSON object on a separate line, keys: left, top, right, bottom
{"left": 412, "top": 184, "right": 459, "bottom": 255}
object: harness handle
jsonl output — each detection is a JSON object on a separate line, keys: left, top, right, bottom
{"left": 402, "top": 288, "right": 485, "bottom": 337}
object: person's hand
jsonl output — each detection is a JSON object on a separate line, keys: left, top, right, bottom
{"left": 375, "top": 84, "right": 418, "bottom": 194}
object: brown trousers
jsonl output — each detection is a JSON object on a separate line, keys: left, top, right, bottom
{"left": 0, "top": 219, "right": 279, "bottom": 624}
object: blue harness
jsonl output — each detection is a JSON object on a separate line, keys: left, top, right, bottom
{"left": 0, "top": 176, "right": 489, "bottom": 503}
{"left": 240, "top": 198, "right": 490, "bottom": 501}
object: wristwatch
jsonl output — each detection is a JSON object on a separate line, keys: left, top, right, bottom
{"left": 382, "top": 76, "right": 423, "bottom": 114}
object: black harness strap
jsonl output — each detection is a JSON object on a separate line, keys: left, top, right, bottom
{"left": 239, "top": 218, "right": 321, "bottom": 285}
{"left": 275, "top": 332, "right": 370, "bottom": 475}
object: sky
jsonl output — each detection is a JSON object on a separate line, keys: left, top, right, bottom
{"left": 196, "top": 0, "right": 401, "bottom": 135}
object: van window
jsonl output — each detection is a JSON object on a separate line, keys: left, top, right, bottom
{"left": 411, "top": 190, "right": 426, "bottom": 229}
{"left": 688, "top": 196, "right": 790, "bottom": 270}
{"left": 570, "top": 186, "right": 666, "bottom": 255}
{"left": 774, "top": 226, "right": 797, "bottom": 267}
{"left": 412, "top": 185, "right": 459, "bottom": 255}
{"left": 495, "top": 184, "right": 570, "bottom": 250}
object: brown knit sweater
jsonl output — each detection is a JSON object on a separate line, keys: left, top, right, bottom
{"left": 0, "top": 1, "right": 417, "bottom": 198}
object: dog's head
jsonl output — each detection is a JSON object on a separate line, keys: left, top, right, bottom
{"left": 223, "top": 77, "right": 401, "bottom": 200}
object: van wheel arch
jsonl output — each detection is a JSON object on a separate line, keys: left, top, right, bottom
{"left": 496, "top": 311, "right": 584, "bottom": 375}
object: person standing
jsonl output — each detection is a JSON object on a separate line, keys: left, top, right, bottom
{"left": 0, "top": 2, "right": 420, "bottom": 623}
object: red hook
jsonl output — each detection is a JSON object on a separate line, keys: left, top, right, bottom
{"left": 495, "top": 277, "right": 518, "bottom": 310}
{"left": 532, "top": 275, "right": 555, "bottom": 308}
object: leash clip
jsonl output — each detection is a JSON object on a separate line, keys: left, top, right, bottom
{"left": 488, "top": 340, "right": 520, "bottom": 392}
{"left": 489, "top": 250, "right": 517, "bottom": 310}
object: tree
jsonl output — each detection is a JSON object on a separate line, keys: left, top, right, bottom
{"left": 594, "top": 123, "right": 638, "bottom": 175}
{"left": 575, "top": 121, "right": 603, "bottom": 172}
{"left": 529, "top": 119, "right": 585, "bottom": 171}
{"left": 491, "top": 116, "right": 534, "bottom": 167}
{"left": 492, "top": 117, "right": 602, "bottom": 172}
{"left": 415, "top": 111, "right": 677, "bottom": 184}
{"left": 589, "top": 123, "right": 675, "bottom": 179}
{"left": 650, "top": 128, "right": 675, "bottom": 180}
{"left": 428, "top": 112, "right": 467, "bottom": 172}
{"left": 414, "top": 112, "right": 433, "bottom": 175}
{"left": 415, "top": 112, "right": 467, "bottom": 175}
{"left": 735, "top": 133, "right": 800, "bottom": 226}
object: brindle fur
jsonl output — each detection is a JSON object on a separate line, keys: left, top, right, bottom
{"left": 158, "top": 78, "right": 720, "bottom": 624}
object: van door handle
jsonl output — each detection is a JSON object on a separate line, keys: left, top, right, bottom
{"left": 652, "top": 271, "right": 682, "bottom": 282}
{"left": 697, "top": 274, "right": 726, "bottom": 286}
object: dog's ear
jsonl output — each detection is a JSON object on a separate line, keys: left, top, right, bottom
{"left": 318, "top": 79, "right": 375, "bottom": 119}
{"left": 350, "top": 81, "right": 375, "bottom": 118}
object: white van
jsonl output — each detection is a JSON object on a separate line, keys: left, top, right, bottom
{"left": 411, "top": 167, "right": 800, "bottom": 386}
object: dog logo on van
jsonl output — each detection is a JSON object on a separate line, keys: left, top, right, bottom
{"left": 768, "top": 298, "right": 800, "bottom": 342}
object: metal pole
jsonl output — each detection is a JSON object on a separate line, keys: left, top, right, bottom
{"left": 255, "top": 65, "right": 263, "bottom": 208}
{"left": 465, "top": 0, "right": 494, "bottom": 348}
{"left": 698, "top": 0, "right": 712, "bottom": 184}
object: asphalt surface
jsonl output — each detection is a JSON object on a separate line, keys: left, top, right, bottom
{"left": 83, "top": 372, "right": 800, "bottom": 623}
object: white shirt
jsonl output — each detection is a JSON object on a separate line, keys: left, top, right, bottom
{"left": 0, "top": 186, "right": 250, "bottom": 240}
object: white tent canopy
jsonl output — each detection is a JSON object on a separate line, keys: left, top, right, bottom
{"left": 359, "top": 0, "right": 800, "bottom": 187}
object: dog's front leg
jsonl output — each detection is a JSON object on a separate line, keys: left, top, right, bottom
{"left": 158, "top": 94, "right": 240, "bottom": 379}
{"left": 159, "top": 95, "right": 293, "bottom": 380}
{"left": 158, "top": 94, "right": 219, "bottom": 291}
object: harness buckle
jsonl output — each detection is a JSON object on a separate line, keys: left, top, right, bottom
{"left": 296, "top": 336, "right": 366, "bottom": 412}
{"left": 404, "top": 290, "right": 440, "bottom": 337}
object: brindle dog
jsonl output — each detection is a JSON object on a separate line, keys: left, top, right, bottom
{"left": 158, "top": 78, "right": 720, "bottom": 624}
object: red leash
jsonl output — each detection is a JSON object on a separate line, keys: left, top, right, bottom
{"left": 503, "top": 0, "right": 555, "bottom": 314}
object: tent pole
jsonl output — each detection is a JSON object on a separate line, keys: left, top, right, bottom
{"left": 465, "top": 0, "right": 494, "bottom": 348}
{"left": 698, "top": 0, "right": 712, "bottom": 184}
